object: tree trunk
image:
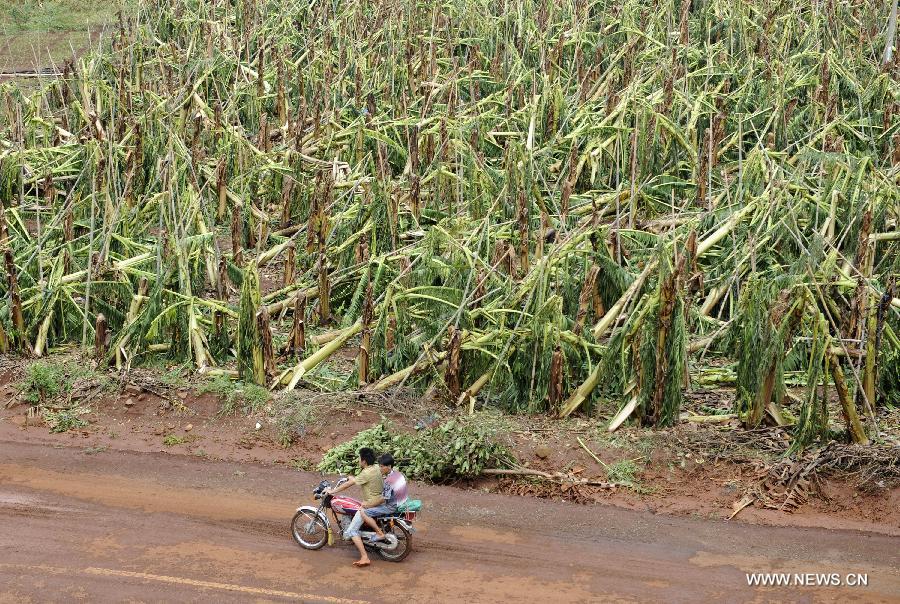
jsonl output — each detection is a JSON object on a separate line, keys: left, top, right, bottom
{"left": 357, "top": 286, "right": 373, "bottom": 386}
{"left": 445, "top": 326, "right": 462, "bottom": 399}
{"left": 4, "top": 248, "right": 27, "bottom": 353}
{"left": 827, "top": 350, "right": 869, "bottom": 444}
{"left": 292, "top": 294, "right": 306, "bottom": 357}
{"left": 257, "top": 307, "right": 276, "bottom": 378}
{"left": 283, "top": 241, "right": 295, "bottom": 288}
{"left": 884, "top": 0, "right": 899, "bottom": 65}
{"left": 94, "top": 313, "right": 108, "bottom": 360}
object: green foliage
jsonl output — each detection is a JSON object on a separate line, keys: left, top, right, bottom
{"left": 237, "top": 263, "right": 264, "bottom": 386}
{"left": 154, "top": 363, "right": 191, "bottom": 388}
{"left": 163, "top": 434, "right": 186, "bottom": 446}
{"left": 605, "top": 459, "right": 640, "bottom": 484}
{"left": 44, "top": 406, "right": 88, "bottom": 433}
{"left": 18, "top": 359, "right": 109, "bottom": 405}
{"left": 624, "top": 249, "right": 687, "bottom": 427}
{"left": 318, "top": 423, "right": 395, "bottom": 473}
{"left": 318, "top": 414, "right": 515, "bottom": 482}
{"left": 732, "top": 278, "right": 805, "bottom": 427}
{"left": 791, "top": 314, "right": 831, "bottom": 453}
{"left": 0, "top": 0, "right": 122, "bottom": 33}
{"left": 878, "top": 319, "right": 900, "bottom": 407}
{"left": 20, "top": 361, "right": 68, "bottom": 404}
{"left": 1, "top": 0, "right": 897, "bottom": 450}
{"left": 199, "top": 375, "right": 270, "bottom": 416}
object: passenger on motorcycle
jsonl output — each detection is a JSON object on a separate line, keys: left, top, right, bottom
{"left": 358, "top": 453, "right": 408, "bottom": 543}
{"left": 324, "top": 447, "right": 384, "bottom": 567}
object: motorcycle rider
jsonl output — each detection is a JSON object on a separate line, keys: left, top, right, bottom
{"left": 359, "top": 453, "right": 408, "bottom": 543}
{"left": 324, "top": 447, "right": 384, "bottom": 567}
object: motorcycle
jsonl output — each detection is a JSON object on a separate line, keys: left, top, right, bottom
{"left": 291, "top": 477, "right": 421, "bottom": 562}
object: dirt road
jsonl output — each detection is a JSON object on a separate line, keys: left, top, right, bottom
{"left": 1, "top": 440, "right": 897, "bottom": 603}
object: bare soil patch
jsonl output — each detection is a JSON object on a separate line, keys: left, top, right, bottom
{"left": 1, "top": 353, "right": 897, "bottom": 536}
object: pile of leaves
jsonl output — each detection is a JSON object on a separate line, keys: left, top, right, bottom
{"left": 318, "top": 414, "right": 515, "bottom": 482}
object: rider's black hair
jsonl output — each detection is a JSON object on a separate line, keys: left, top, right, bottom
{"left": 378, "top": 453, "right": 395, "bottom": 467}
{"left": 359, "top": 447, "right": 377, "bottom": 465}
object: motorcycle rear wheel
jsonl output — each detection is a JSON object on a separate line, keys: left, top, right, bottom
{"left": 375, "top": 522, "right": 412, "bottom": 562}
{"left": 291, "top": 510, "right": 328, "bottom": 550}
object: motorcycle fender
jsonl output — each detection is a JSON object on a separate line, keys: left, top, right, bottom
{"left": 297, "top": 506, "right": 333, "bottom": 544}
{"left": 297, "top": 506, "right": 329, "bottom": 526}
{"left": 392, "top": 518, "right": 416, "bottom": 534}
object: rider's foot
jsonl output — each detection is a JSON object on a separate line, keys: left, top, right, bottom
{"left": 353, "top": 558, "right": 371, "bottom": 567}
{"left": 368, "top": 532, "right": 386, "bottom": 542}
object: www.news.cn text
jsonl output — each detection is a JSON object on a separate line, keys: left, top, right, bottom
{"left": 746, "top": 573, "right": 869, "bottom": 587}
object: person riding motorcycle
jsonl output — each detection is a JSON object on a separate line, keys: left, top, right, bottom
{"left": 324, "top": 447, "right": 383, "bottom": 567}
{"left": 358, "top": 453, "right": 408, "bottom": 543}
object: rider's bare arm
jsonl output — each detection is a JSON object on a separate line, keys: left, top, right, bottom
{"left": 326, "top": 478, "right": 356, "bottom": 495}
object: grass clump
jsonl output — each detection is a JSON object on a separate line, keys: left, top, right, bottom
{"left": 20, "top": 361, "right": 68, "bottom": 404}
{"left": 43, "top": 406, "right": 89, "bottom": 433}
{"left": 18, "top": 359, "right": 110, "bottom": 405}
{"left": 289, "top": 456, "right": 316, "bottom": 472}
{"left": 162, "top": 434, "right": 194, "bottom": 446}
{"left": 319, "top": 413, "right": 515, "bottom": 482}
{"left": 274, "top": 395, "right": 324, "bottom": 447}
{"left": 605, "top": 459, "right": 640, "bottom": 484}
{"left": 199, "top": 375, "right": 270, "bottom": 416}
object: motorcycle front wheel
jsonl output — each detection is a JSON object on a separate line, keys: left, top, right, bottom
{"left": 291, "top": 510, "right": 329, "bottom": 550}
{"left": 376, "top": 522, "right": 412, "bottom": 562}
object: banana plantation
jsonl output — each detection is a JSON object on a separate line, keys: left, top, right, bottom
{"left": 1, "top": 0, "right": 898, "bottom": 453}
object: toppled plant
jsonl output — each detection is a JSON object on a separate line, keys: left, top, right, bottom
{"left": 0, "top": 0, "right": 895, "bottom": 456}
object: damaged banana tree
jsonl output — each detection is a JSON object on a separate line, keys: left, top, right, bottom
{"left": 0, "top": 0, "right": 895, "bottom": 455}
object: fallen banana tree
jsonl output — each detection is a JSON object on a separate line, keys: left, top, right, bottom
{"left": 0, "top": 0, "right": 896, "bottom": 454}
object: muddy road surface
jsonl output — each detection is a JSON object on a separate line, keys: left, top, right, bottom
{"left": 1, "top": 440, "right": 897, "bottom": 603}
